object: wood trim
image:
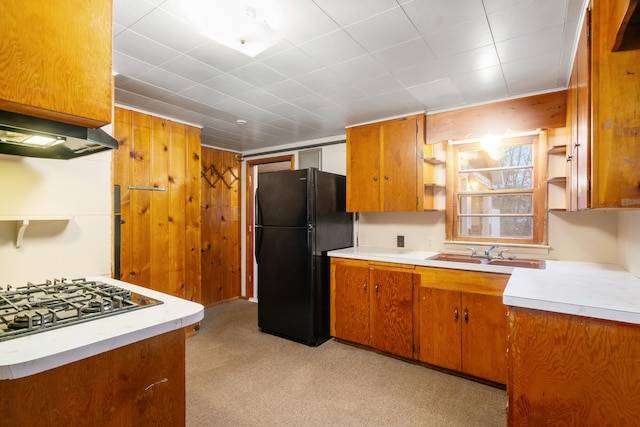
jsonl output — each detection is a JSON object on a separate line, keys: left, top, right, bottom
{"left": 244, "top": 155, "right": 294, "bottom": 299}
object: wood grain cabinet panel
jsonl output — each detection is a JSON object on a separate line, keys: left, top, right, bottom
{"left": 333, "top": 262, "right": 371, "bottom": 346}
{"left": 331, "top": 259, "right": 416, "bottom": 359}
{"left": 508, "top": 307, "right": 640, "bottom": 426}
{"left": 0, "top": 0, "right": 113, "bottom": 127}
{"left": 417, "top": 268, "right": 509, "bottom": 384}
{"left": 346, "top": 115, "right": 424, "bottom": 212}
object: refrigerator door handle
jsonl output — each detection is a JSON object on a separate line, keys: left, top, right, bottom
{"left": 255, "top": 188, "right": 264, "bottom": 263}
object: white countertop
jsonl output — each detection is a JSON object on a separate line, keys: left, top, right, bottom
{"left": 0, "top": 276, "right": 204, "bottom": 380}
{"left": 328, "top": 247, "right": 640, "bottom": 325}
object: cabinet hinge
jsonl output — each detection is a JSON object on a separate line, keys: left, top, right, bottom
{"left": 587, "top": 178, "right": 591, "bottom": 193}
{"left": 587, "top": 9, "right": 592, "bottom": 41}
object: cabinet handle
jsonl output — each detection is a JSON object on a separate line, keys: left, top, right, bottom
{"left": 574, "top": 142, "right": 580, "bottom": 148}
{"left": 454, "top": 307, "right": 459, "bottom": 322}
{"left": 566, "top": 155, "right": 573, "bottom": 162}
{"left": 384, "top": 175, "right": 389, "bottom": 180}
{"left": 375, "top": 282, "right": 379, "bottom": 295}
{"left": 363, "top": 281, "right": 367, "bottom": 293}
{"left": 464, "top": 308, "right": 469, "bottom": 324}
{"left": 373, "top": 176, "right": 378, "bottom": 182}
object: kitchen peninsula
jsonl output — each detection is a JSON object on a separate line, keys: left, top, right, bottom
{"left": 0, "top": 277, "right": 203, "bottom": 427}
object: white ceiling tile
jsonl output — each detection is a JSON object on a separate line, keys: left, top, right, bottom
{"left": 488, "top": 0, "right": 568, "bottom": 42}
{"left": 201, "top": 75, "right": 255, "bottom": 98}
{"left": 128, "top": 8, "right": 207, "bottom": 53}
{"left": 312, "top": 0, "right": 398, "bottom": 26}
{"left": 294, "top": 68, "right": 351, "bottom": 93}
{"left": 185, "top": 41, "right": 253, "bottom": 72}
{"left": 113, "top": 51, "right": 155, "bottom": 78}
{"left": 496, "top": 25, "right": 564, "bottom": 64}
{"left": 282, "top": 1, "right": 340, "bottom": 45}
{"left": 371, "top": 38, "right": 437, "bottom": 73}
{"left": 236, "top": 89, "right": 283, "bottom": 109}
{"left": 114, "top": 30, "right": 180, "bottom": 66}
{"left": 503, "top": 51, "right": 562, "bottom": 94}
{"left": 439, "top": 45, "right": 500, "bottom": 75}
{"left": 297, "top": 30, "right": 368, "bottom": 67}
{"left": 259, "top": 47, "right": 324, "bottom": 78}
{"left": 320, "top": 85, "right": 367, "bottom": 104}
{"left": 371, "top": 90, "right": 425, "bottom": 113}
{"left": 353, "top": 74, "right": 405, "bottom": 97}
{"left": 344, "top": 7, "right": 421, "bottom": 52}
{"left": 425, "top": 17, "right": 494, "bottom": 58}
{"left": 113, "top": 0, "right": 159, "bottom": 27}
{"left": 408, "top": 78, "right": 466, "bottom": 110}
{"left": 229, "top": 62, "right": 288, "bottom": 87}
{"left": 327, "top": 55, "right": 388, "bottom": 84}
{"left": 289, "top": 93, "right": 334, "bottom": 111}
{"left": 392, "top": 61, "right": 448, "bottom": 88}
{"left": 402, "top": 0, "right": 486, "bottom": 36}
{"left": 482, "top": 0, "right": 530, "bottom": 14}
{"left": 263, "top": 80, "right": 313, "bottom": 101}
{"left": 450, "top": 66, "right": 509, "bottom": 103}
{"left": 179, "top": 84, "right": 231, "bottom": 107}
{"left": 137, "top": 68, "right": 196, "bottom": 93}
{"left": 160, "top": 55, "right": 222, "bottom": 83}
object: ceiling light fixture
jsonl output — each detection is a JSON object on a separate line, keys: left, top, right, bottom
{"left": 183, "top": 0, "right": 287, "bottom": 58}
{"left": 480, "top": 135, "right": 501, "bottom": 152}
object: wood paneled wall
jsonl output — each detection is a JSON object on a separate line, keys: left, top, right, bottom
{"left": 113, "top": 107, "right": 201, "bottom": 302}
{"left": 200, "top": 146, "right": 241, "bottom": 305}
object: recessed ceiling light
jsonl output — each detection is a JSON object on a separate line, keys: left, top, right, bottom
{"left": 236, "top": 119, "right": 247, "bottom": 125}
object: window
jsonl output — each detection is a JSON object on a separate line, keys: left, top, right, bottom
{"left": 446, "top": 131, "right": 548, "bottom": 245}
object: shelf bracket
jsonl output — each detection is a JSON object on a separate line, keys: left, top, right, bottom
{"left": 15, "top": 219, "right": 30, "bottom": 249}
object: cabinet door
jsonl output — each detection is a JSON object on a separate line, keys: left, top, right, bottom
{"left": 370, "top": 269, "right": 414, "bottom": 358}
{"left": 418, "top": 287, "right": 461, "bottom": 371}
{"left": 0, "top": 0, "right": 113, "bottom": 127}
{"left": 574, "top": 10, "right": 590, "bottom": 210}
{"left": 346, "top": 123, "right": 380, "bottom": 212}
{"left": 333, "top": 263, "right": 371, "bottom": 346}
{"left": 461, "top": 293, "right": 508, "bottom": 384}
{"left": 380, "top": 117, "right": 419, "bottom": 211}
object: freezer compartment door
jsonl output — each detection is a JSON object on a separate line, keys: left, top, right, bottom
{"left": 256, "top": 169, "right": 311, "bottom": 227}
{"left": 257, "top": 226, "right": 317, "bottom": 344}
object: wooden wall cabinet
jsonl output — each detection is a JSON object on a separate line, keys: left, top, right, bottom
{"left": 508, "top": 307, "right": 640, "bottom": 425}
{"left": 417, "top": 268, "right": 509, "bottom": 384}
{"left": 331, "top": 259, "right": 416, "bottom": 359}
{"left": 0, "top": 0, "right": 113, "bottom": 127}
{"left": 346, "top": 114, "right": 425, "bottom": 212}
{"left": 566, "top": 0, "right": 640, "bottom": 209}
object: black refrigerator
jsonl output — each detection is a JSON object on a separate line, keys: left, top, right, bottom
{"left": 255, "top": 168, "right": 353, "bottom": 346}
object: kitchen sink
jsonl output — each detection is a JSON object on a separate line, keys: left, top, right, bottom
{"left": 428, "top": 254, "right": 545, "bottom": 269}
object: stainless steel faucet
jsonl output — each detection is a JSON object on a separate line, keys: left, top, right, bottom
{"left": 485, "top": 245, "right": 499, "bottom": 259}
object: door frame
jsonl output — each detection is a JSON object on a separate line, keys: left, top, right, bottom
{"left": 244, "top": 155, "right": 294, "bottom": 300}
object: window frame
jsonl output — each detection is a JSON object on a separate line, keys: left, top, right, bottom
{"left": 445, "top": 130, "right": 548, "bottom": 245}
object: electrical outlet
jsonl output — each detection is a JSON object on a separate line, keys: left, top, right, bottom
{"left": 397, "top": 235, "right": 404, "bottom": 248}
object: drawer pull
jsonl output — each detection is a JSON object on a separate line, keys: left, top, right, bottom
{"left": 464, "top": 307, "right": 469, "bottom": 324}
{"left": 454, "top": 307, "right": 459, "bottom": 322}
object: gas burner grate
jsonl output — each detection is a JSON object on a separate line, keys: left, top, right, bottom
{"left": 0, "top": 278, "right": 162, "bottom": 342}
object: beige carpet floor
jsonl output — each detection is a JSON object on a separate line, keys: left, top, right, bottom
{"left": 186, "top": 299, "right": 507, "bottom": 427}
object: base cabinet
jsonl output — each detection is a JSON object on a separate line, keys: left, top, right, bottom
{"left": 332, "top": 259, "right": 416, "bottom": 359}
{"left": 508, "top": 307, "right": 640, "bottom": 426}
{"left": 331, "top": 258, "right": 509, "bottom": 384}
{"left": 418, "top": 286, "right": 508, "bottom": 384}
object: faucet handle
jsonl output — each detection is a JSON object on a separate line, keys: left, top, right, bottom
{"left": 498, "top": 249, "right": 510, "bottom": 259}
{"left": 466, "top": 247, "right": 477, "bottom": 257}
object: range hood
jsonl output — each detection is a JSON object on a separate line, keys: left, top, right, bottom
{"left": 0, "top": 110, "right": 118, "bottom": 160}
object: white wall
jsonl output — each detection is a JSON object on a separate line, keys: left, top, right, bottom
{"left": 618, "top": 210, "right": 640, "bottom": 276}
{"left": 0, "top": 151, "right": 112, "bottom": 284}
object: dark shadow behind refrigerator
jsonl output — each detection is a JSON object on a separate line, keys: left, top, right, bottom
{"left": 255, "top": 168, "right": 353, "bottom": 346}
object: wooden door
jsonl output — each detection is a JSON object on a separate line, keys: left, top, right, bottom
{"left": 370, "top": 269, "right": 414, "bottom": 358}
{"left": 461, "top": 293, "right": 508, "bottom": 384}
{"left": 346, "top": 123, "right": 380, "bottom": 212}
{"left": 418, "top": 287, "right": 461, "bottom": 371}
{"left": 380, "top": 117, "right": 419, "bottom": 211}
{"left": 333, "top": 263, "right": 371, "bottom": 346}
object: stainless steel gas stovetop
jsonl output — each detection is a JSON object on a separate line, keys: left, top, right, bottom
{"left": 0, "top": 278, "right": 161, "bottom": 342}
